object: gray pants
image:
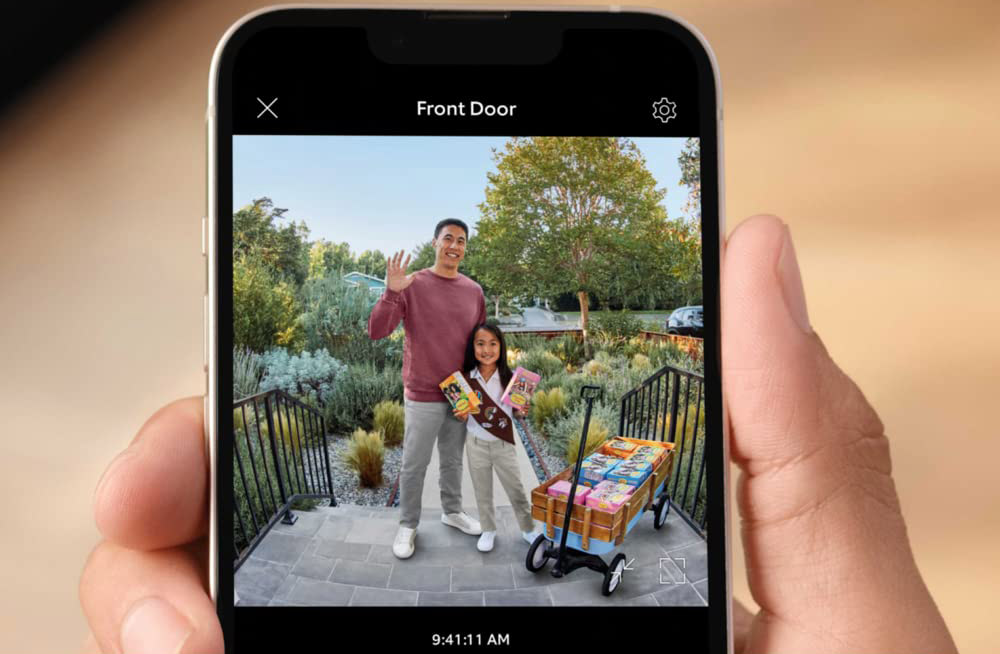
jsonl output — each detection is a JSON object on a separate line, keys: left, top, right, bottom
{"left": 399, "top": 399, "right": 467, "bottom": 529}
{"left": 465, "top": 433, "right": 535, "bottom": 533}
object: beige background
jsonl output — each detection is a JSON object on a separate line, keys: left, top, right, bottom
{"left": 2, "top": 1, "right": 997, "bottom": 652}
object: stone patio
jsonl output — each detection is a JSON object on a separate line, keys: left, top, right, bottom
{"left": 235, "top": 502, "right": 708, "bottom": 607}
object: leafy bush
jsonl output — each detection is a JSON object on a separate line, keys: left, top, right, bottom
{"left": 327, "top": 362, "right": 404, "bottom": 432}
{"left": 233, "top": 255, "right": 301, "bottom": 352}
{"left": 582, "top": 359, "right": 610, "bottom": 377}
{"left": 234, "top": 347, "right": 263, "bottom": 400}
{"left": 552, "top": 373, "right": 594, "bottom": 410}
{"left": 260, "top": 349, "right": 346, "bottom": 409}
{"left": 537, "top": 370, "right": 569, "bottom": 393}
{"left": 548, "top": 333, "right": 587, "bottom": 367}
{"left": 531, "top": 387, "right": 568, "bottom": 434}
{"left": 518, "top": 348, "right": 565, "bottom": 378}
{"left": 342, "top": 428, "right": 385, "bottom": 488}
{"left": 299, "top": 276, "right": 402, "bottom": 368}
{"left": 505, "top": 333, "right": 548, "bottom": 352}
{"left": 562, "top": 409, "right": 614, "bottom": 466}
{"left": 547, "top": 401, "right": 618, "bottom": 464}
{"left": 373, "top": 400, "right": 404, "bottom": 447}
{"left": 631, "top": 353, "right": 652, "bottom": 372}
{"left": 591, "top": 310, "right": 643, "bottom": 339}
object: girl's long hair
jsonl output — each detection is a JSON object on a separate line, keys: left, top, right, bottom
{"left": 463, "top": 322, "right": 513, "bottom": 388}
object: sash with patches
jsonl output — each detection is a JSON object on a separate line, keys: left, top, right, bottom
{"left": 466, "top": 375, "right": 516, "bottom": 445}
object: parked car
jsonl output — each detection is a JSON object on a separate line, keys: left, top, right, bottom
{"left": 665, "top": 306, "right": 703, "bottom": 337}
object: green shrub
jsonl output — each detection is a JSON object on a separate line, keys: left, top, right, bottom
{"left": 233, "top": 403, "right": 313, "bottom": 458}
{"left": 233, "top": 254, "right": 301, "bottom": 352}
{"left": 538, "top": 370, "right": 569, "bottom": 393}
{"left": 563, "top": 412, "right": 612, "bottom": 466}
{"left": 549, "top": 333, "right": 587, "bottom": 367}
{"left": 582, "top": 359, "right": 611, "bottom": 377}
{"left": 505, "top": 333, "right": 548, "bottom": 352}
{"left": 260, "top": 349, "right": 346, "bottom": 410}
{"left": 373, "top": 400, "right": 404, "bottom": 447}
{"left": 591, "top": 310, "right": 643, "bottom": 340}
{"left": 547, "top": 401, "right": 618, "bottom": 464}
{"left": 554, "top": 373, "right": 593, "bottom": 410}
{"left": 631, "top": 353, "right": 652, "bottom": 372}
{"left": 233, "top": 347, "right": 263, "bottom": 400}
{"left": 518, "top": 348, "right": 565, "bottom": 378}
{"left": 342, "top": 428, "right": 385, "bottom": 488}
{"left": 327, "top": 362, "right": 404, "bottom": 432}
{"left": 300, "top": 276, "right": 402, "bottom": 368}
{"left": 531, "top": 387, "right": 568, "bottom": 434}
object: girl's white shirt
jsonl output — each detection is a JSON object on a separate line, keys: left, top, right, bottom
{"left": 466, "top": 367, "right": 514, "bottom": 443}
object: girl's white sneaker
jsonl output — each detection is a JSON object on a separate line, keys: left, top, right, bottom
{"left": 477, "top": 531, "right": 497, "bottom": 552}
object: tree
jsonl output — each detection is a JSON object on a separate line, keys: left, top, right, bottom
{"left": 464, "top": 236, "right": 516, "bottom": 319}
{"left": 678, "top": 137, "right": 701, "bottom": 222}
{"left": 308, "top": 240, "right": 354, "bottom": 279}
{"left": 405, "top": 240, "right": 437, "bottom": 273}
{"left": 233, "top": 197, "right": 311, "bottom": 286}
{"left": 476, "top": 137, "right": 673, "bottom": 342}
{"left": 299, "top": 277, "right": 401, "bottom": 368}
{"left": 356, "top": 249, "right": 388, "bottom": 279}
{"left": 233, "top": 254, "right": 301, "bottom": 352}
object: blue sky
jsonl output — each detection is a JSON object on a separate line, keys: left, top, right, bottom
{"left": 234, "top": 136, "right": 692, "bottom": 257}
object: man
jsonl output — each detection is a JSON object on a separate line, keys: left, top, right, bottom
{"left": 368, "top": 218, "right": 487, "bottom": 559}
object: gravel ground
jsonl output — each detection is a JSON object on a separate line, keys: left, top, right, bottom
{"left": 301, "top": 435, "right": 404, "bottom": 507}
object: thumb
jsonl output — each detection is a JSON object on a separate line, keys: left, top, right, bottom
{"left": 723, "top": 215, "right": 955, "bottom": 653}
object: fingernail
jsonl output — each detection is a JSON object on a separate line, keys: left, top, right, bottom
{"left": 778, "top": 224, "right": 812, "bottom": 334}
{"left": 120, "top": 597, "right": 193, "bottom": 654}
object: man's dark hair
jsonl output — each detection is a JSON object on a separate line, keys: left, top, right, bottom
{"left": 434, "top": 218, "right": 469, "bottom": 240}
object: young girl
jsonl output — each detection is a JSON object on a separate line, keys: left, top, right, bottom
{"left": 453, "top": 323, "right": 540, "bottom": 552}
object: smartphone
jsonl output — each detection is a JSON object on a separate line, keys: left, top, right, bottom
{"left": 207, "top": 7, "right": 728, "bottom": 652}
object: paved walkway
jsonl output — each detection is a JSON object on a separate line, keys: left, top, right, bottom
{"left": 235, "top": 503, "right": 708, "bottom": 607}
{"left": 503, "top": 306, "right": 581, "bottom": 333}
{"left": 419, "top": 433, "right": 538, "bottom": 515}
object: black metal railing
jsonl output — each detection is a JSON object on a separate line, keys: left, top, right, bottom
{"left": 619, "top": 364, "right": 707, "bottom": 537}
{"left": 233, "top": 389, "right": 335, "bottom": 570}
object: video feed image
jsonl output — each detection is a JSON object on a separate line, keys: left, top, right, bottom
{"left": 231, "top": 136, "right": 709, "bottom": 607}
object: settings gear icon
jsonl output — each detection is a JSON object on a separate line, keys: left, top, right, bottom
{"left": 652, "top": 97, "right": 677, "bottom": 123}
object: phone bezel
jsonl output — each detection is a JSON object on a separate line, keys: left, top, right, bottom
{"left": 207, "top": 6, "right": 729, "bottom": 652}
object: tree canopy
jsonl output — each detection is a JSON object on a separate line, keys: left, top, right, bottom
{"left": 474, "top": 137, "right": 700, "bottom": 335}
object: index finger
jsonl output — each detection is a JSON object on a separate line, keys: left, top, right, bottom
{"left": 93, "top": 397, "right": 208, "bottom": 550}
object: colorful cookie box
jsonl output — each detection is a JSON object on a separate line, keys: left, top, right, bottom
{"left": 606, "top": 467, "right": 648, "bottom": 486}
{"left": 592, "top": 480, "right": 636, "bottom": 496}
{"left": 585, "top": 491, "right": 630, "bottom": 512}
{"left": 614, "top": 460, "right": 652, "bottom": 475}
{"left": 605, "top": 439, "right": 638, "bottom": 454}
{"left": 546, "top": 480, "right": 590, "bottom": 504}
{"left": 580, "top": 464, "right": 613, "bottom": 486}
{"left": 500, "top": 367, "right": 541, "bottom": 409}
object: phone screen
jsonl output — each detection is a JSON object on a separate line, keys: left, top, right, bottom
{"left": 211, "top": 9, "right": 725, "bottom": 652}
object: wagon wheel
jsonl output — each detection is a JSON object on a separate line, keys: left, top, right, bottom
{"left": 525, "top": 533, "right": 551, "bottom": 572}
{"left": 602, "top": 553, "right": 627, "bottom": 596}
{"left": 653, "top": 494, "right": 671, "bottom": 530}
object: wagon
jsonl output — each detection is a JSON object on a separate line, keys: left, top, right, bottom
{"left": 524, "top": 385, "right": 676, "bottom": 596}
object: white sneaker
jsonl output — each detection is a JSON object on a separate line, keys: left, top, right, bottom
{"left": 441, "top": 512, "right": 482, "bottom": 536}
{"left": 393, "top": 526, "right": 416, "bottom": 559}
{"left": 522, "top": 530, "right": 542, "bottom": 545}
{"left": 477, "top": 531, "right": 497, "bottom": 552}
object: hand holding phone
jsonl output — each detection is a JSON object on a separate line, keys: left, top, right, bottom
{"left": 79, "top": 217, "right": 957, "bottom": 654}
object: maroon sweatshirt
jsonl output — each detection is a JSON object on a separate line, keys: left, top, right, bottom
{"left": 368, "top": 268, "right": 487, "bottom": 401}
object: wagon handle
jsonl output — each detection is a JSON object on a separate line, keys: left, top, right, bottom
{"left": 552, "top": 384, "right": 603, "bottom": 577}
